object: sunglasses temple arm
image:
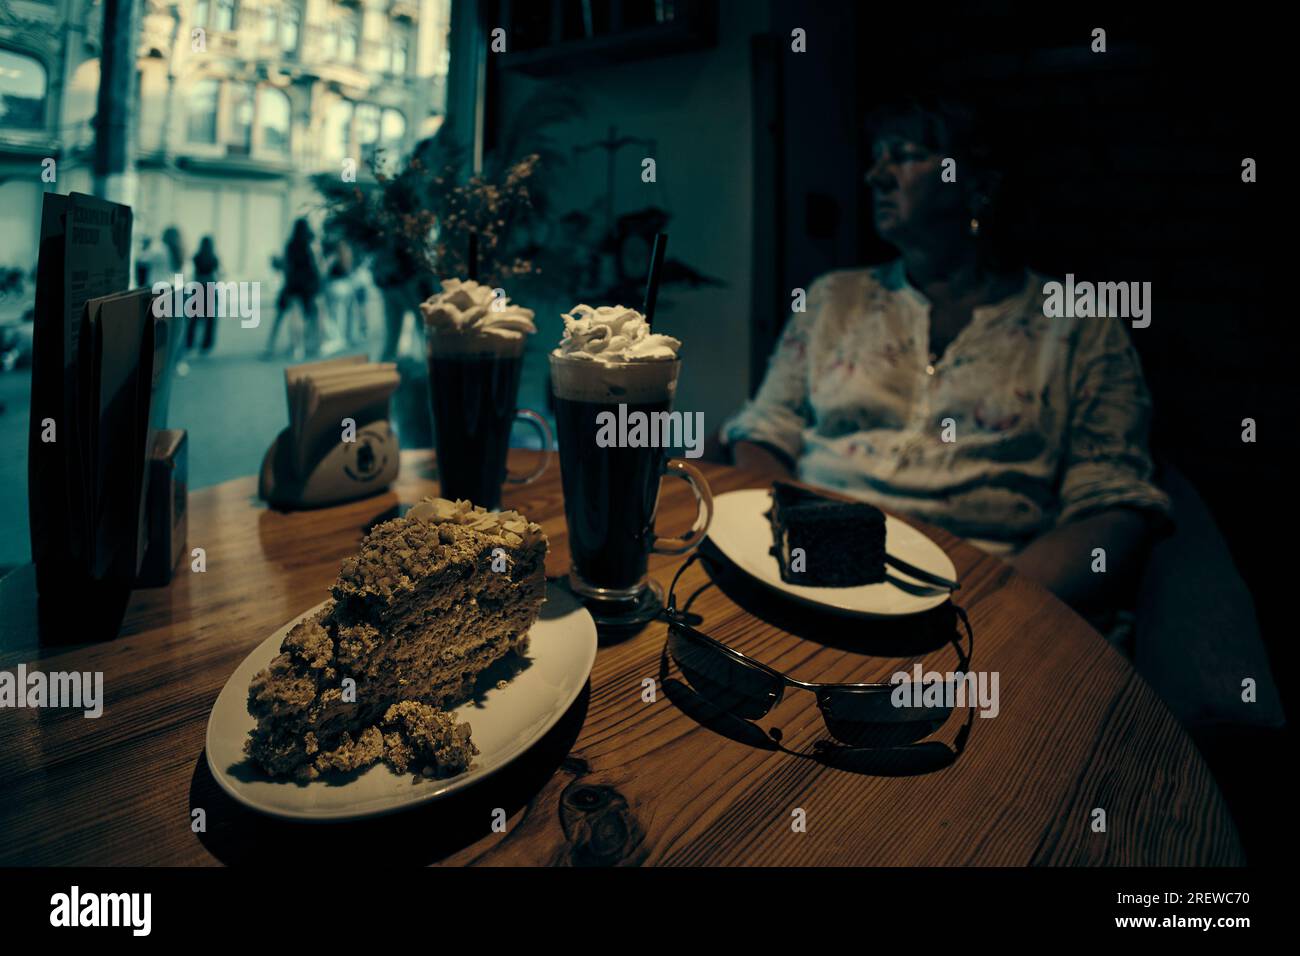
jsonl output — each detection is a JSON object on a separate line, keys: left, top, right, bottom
{"left": 664, "top": 551, "right": 703, "bottom": 621}
{"left": 952, "top": 603, "right": 974, "bottom": 667}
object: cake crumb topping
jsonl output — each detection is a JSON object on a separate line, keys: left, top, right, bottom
{"left": 407, "top": 497, "right": 544, "bottom": 549}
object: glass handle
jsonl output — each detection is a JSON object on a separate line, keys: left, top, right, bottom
{"left": 505, "top": 408, "right": 553, "bottom": 485}
{"left": 652, "top": 460, "right": 714, "bottom": 555}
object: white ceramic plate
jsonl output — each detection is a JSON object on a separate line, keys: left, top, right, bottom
{"left": 205, "top": 584, "right": 597, "bottom": 822}
{"left": 706, "top": 488, "right": 958, "bottom": 617}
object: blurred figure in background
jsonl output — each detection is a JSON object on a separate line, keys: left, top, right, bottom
{"left": 161, "top": 226, "right": 185, "bottom": 279}
{"left": 135, "top": 236, "right": 166, "bottom": 288}
{"left": 350, "top": 262, "right": 371, "bottom": 349}
{"left": 323, "top": 237, "right": 363, "bottom": 352}
{"left": 263, "top": 218, "right": 322, "bottom": 360}
{"left": 158, "top": 226, "right": 189, "bottom": 382}
{"left": 186, "top": 236, "right": 220, "bottom": 356}
{"left": 372, "top": 248, "right": 427, "bottom": 362}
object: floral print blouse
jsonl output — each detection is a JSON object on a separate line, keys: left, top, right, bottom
{"left": 721, "top": 259, "right": 1172, "bottom": 553}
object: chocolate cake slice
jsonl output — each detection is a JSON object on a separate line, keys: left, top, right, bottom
{"left": 767, "top": 481, "right": 887, "bottom": 586}
{"left": 245, "top": 497, "right": 548, "bottom": 780}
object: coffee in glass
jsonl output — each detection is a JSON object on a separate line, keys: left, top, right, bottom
{"left": 421, "top": 280, "right": 552, "bottom": 510}
{"left": 550, "top": 304, "right": 712, "bottom": 606}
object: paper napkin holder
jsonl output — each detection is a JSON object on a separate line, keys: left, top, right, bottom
{"left": 259, "top": 419, "right": 400, "bottom": 509}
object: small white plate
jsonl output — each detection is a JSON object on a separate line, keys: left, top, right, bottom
{"left": 205, "top": 584, "right": 597, "bottom": 822}
{"left": 706, "top": 488, "right": 958, "bottom": 617}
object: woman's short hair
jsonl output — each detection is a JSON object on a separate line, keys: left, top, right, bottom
{"left": 865, "top": 93, "right": 999, "bottom": 183}
{"left": 865, "top": 92, "right": 1025, "bottom": 266}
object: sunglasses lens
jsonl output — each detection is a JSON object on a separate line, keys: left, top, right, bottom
{"left": 817, "top": 685, "right": 952, "bottom": 748}
{"left": 668, "top": 626, "right": 782, "bottom": 720}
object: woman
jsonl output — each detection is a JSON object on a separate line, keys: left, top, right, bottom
{"left": 264, "top": 219, "right": 322, "bottom": 360}
{"left": 324, "top": 237, "right": 366, "bottom": 349}
{"left": 723, "top": 96, "right": 1171, "bottom": 620}
{"left": 187, "top": 236, "right": 220, "bottom": 355}
{"left": 161, "top": 226, "right": 185, "bottom": 278}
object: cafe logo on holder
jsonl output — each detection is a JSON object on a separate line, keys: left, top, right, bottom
{"left": 343, "top": 426, "right": 392, "bottom": 482}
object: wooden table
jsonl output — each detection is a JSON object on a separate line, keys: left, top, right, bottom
{"left": 0, "top": 450, "right": 1243, "bottom": 865}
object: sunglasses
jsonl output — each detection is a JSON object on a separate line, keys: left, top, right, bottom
{"left": 662, "top": 555, "right": 975, "bottom": 749}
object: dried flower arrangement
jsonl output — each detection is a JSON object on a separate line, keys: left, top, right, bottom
{"left": 314, "top": 150, "right": 541, "bottom": 293}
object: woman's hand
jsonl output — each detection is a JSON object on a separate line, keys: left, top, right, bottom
{"left": 1008, "top": 507, "right": 1155, "bottom": 618}
{"left": 732, "top": 440, "right": 795, "bottom": 482}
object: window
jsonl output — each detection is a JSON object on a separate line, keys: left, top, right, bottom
{"left": 339, "top": 10, "right": 359, "bottom": 63}
{"left": 185, "top": 78, "right": 219, "bottom": 143}
{"left": 389, "top": 20, "right": 410, "bottom": 75}
{"left": 281, "top": 3, "right": 301, "bottom": 53}
{"left": 258, "top": 87, "right": 291, "bottom": 155}
{"left": 323, "top": 97, "right": 353, "bottom": 163}
{"left": 0, "top": 49, "right": 47, "bottom": 129}
{"left": 214, "top": 0, "right": 237, "bottom": 32}
{"left": 356, "top": 102, "right": 380, "bottom": 162}
{"left": 321, "top": 22, "right": 338, "bottom": 60}
{"left": 226, "top": 82, "right": 254, "bottom": 152}
{"left": 260, "top": 6, "right": 277, "bottom": 44}
{"left": 193, "top": 0, "right": 210, "bottom": 26}
{"left": 381, "top": 108, "right": 406, "bottom": 152}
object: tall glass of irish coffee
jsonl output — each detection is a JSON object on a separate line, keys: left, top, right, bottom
{"left": 550, "top": 304, "right": 713, "bottom": 609}
{"left": 421, "top": 279, "right": 552, "bottom": 510}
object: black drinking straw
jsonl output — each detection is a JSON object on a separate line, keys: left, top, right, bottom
{"left": 642, "top": 232, "right": 667, "bottom": 326}
{"left": 467, "top": 231, "right": 478, "bottom": 282}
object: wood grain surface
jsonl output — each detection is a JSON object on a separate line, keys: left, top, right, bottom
{"left": 0, "top": 450, "right": 1243, "bottom": 865}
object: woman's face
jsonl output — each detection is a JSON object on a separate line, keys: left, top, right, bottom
{"left": 867, "top": 134, "right": 969, "bottom": 246}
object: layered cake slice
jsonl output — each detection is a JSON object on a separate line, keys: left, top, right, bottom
{"left": 246, "top": 497, "right": 548, "bottom": 780}
{"left": 767, "top": 481, "right": 887, "bottom": 586}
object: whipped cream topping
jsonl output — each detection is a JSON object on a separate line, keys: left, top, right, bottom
{"left": 420, "top": 278, "right": 536, "bottom": 341}
{"left": 553, "top": 304, "right": 680, "bottom": 363}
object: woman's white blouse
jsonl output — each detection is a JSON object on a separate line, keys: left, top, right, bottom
{"left": 721, "top": 260, "right": 1172, "bottom": 553}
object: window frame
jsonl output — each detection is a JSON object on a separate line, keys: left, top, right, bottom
{"left": 255, "top": 85, "right": 293, "bottom": 157}
{"left": 338, "top": 7, "right": 360, "bottom": 64}
{"left": 280, "top": 2, "right": 302, "bottom": 54}
{"left": 183, "top": 76, "right": 221, "bottom": 145}
{"left": 213, "top": 0, "right": 238, "bottom": 33}
{"left": 0, "top": 46, "right": 49, "bottom": 131}
{"left": 388, "top": 19, "right": 411, "bottom": 76}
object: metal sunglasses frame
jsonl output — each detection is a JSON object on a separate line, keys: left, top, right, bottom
{"left": 661, "top": 553, "right": 975, "bottom": 724}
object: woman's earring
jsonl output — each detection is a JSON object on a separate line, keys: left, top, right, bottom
{"left": 970, "top": 194, "right": 989, "bottom": 238}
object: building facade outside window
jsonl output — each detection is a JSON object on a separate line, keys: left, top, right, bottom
{"left": 0, "top": 48, "right": 47, "bottom": 129}
{"left": 184, "top": 77, "right": 220, "bottom": 143}
{"left": 226, "top": 81, "right": 254, "bottom": 152}
{"left": 320, "top": 19, "right": 338, "bottom": 59}
{"left": 214, "top": 0, "right": 238, "bottom": 32}
{"left": 380, "top": 107, "right": 405, "bottom": 153}
{"left": 258, "top": 86, "right": 292, "bottom": 155}
{"left": 389, "top": 20, "right": 410, "bottom": 75}
{"left": 260, "top": 5, "right": 277, "bottom": 44}
{"left": 323, "top": 96, "right": 354, "bottom": 164}
{"left": 355, "top": 101, "right": 379, "bottom": 161}
{"left": 281, "top": 3, "right": 301, "bottom": 53}
{"left": 339, "top": 8, "right": 359, "bottom": 63}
